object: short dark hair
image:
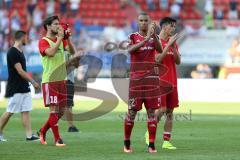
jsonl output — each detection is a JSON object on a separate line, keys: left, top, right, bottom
{"left": 159, "top": 17, "right": 177, "bottom": 27}
{"left": 43, "top": 15, "right": 59, "bottom": 30}
{"left": 139, "top": 12, "right": 148, "bottom": 16}
{"left": 14, "top": 30, "right": 26, "bottom": 40}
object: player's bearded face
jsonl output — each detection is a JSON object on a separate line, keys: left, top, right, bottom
{"left": 138, "top": 15, "right": 149, "bottom": 31}
{"left": 50, "top": 20, "right": 60, "bottom": 35}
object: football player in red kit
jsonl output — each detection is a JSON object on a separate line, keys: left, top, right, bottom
{"left": 153, "top": 17, "right": 181, "bottom": 150}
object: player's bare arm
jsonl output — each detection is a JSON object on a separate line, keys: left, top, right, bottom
{"left": 65, "top": 28, "right": 76, "bottom": 55}
{"left": 14, "top": 63, "right": 40, "bottom": 89}
{"left": 155, "top": 34, "right": 178, "bottom": 63}
{"left": 173, "top": 32, "right": 184, "bottom": 65}
{"left": 155, "top": 42, "right": 173, "bottom": 63}
{"left": 173, "top": 44, "right": 181, "bottom": 65}
{"left": 44, "top": 27, "right": 64, "bottom": 57}
{"left": 127, "top": 37, "right": 150, "bottom": 53}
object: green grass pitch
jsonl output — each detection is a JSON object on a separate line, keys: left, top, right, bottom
{"left": 0, "top": 99, "right": 240, "bottom": 160}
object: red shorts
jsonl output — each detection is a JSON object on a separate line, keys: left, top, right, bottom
{"left": 42, "top": 80, "right": 67, "bottom": 107}
{"left": 128, "top": 76, "right": 161, "bottom": 111}
{"left": 128, "top": 97, "right": 161, "bottom": 111}
{"left": 161, "top": 87, "right": 179, "bottom": 109}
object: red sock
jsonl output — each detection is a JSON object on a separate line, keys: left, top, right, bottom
{"left": 40, "top": 120, "right": 50, "bottom": 134}
{"left": 163, "top": 132, "right": 171, "bottom": 141}
{"left": 124, "top": 118, "right": 134, "bottom": 140}
{"left": 147, "top": 118, "right": 158, "bottom": 143}
{"left": 41, "top": 113, "right": 54, "bottom": 134}
{"left": 49, "top": 113, "right": 60, "bottom": 142}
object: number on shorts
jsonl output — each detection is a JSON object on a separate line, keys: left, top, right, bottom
{"left": 50, "top": 96, "right": 58, "bottom": 104}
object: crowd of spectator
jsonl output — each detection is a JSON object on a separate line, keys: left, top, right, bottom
{"left": 0, "top": 0, "right": 140, "bottom": 54}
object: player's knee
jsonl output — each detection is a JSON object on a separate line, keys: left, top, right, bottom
{"left": 158, "top": 107, "right": 167, "bottom": 116}
{"left": 166, "top": 109, "right": 174, "bottom": 120}
{"left": 147, "top": 109, "right": 155, "bottom": 117}
{"left": 126, "top": 109, "right": 137, "bottom": 121}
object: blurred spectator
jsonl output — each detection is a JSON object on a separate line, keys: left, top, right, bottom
{"left": 32, "top": 6, "right": 43, "bottom": 30}
{"left": 215, "top": 6, "right": 224, "bottom": 20}
{"left": 46, "top": 0, "right": 55, "bottom": 16}
{"left": 204, "top": 0, "right": 214, "bottom": 29}
{"left": 24, "top": 39, "right": 39, "bottom": 54}
{"left": 159, "top": 0, "right": 168, "bottom": 10}
{"left": 229, "top": 0, "right": 238, "bottom": 19}
{"left": 191, "top": 64, "right": 213, "bottom": 79}
{"left": 147, "top": 0, "right": 155, "bottom": 11}
{"left": 204, "top": 11, "right": 214, "bottom": 29}
{"left": 0, "top": 9, "right": 9, "bottom": 35}
{"left": 123, "top": 21, "right": 133, "bottom": 36}
{"left": 170, "top": 2, "right": 181, "bottom": 19}
{"left": 4, "top": 0, "right": 12, "bottom": 10}
{"left": 74, "top": 15, "right": 82, "bottom": 36}
{"left": 103, "top": 21, "right": 118, "bottom": 42}
{"left": 175, "top": 0, "right": 183, "bottom": 8}
{"left": 204, "top": 0, "right": 213, "bottom": 14}
{"left": 0, "top": 31, "right": 8, "bottom": 51}
{"left": 215, "top": 5, "right": 224, "bottom": 29}
{"left": 76, "top": 29, "right": 91, "bottom": 51}
{"left": 11, "top": 11, "right": 21, "bottom": 32}
{"left": 28, "top": 26, "right": 39, "bottom": 41}
{"left": 70, "top": 0, "right": 80, "bottom": 16}
{"left": 27, "top": 0, "right": 37, "bottom": 17}
{"left": 60, "top": 0, "right": 68, "bottom": 15}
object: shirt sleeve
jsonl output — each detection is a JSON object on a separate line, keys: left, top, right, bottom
{"left": 128, "top": 33, "right": 135, "bottom": 46}
{"left": 38, "top": 39, "right": 50, "bottom": 56}
{"left": 8, "top": 50, "right": 21, "bottom": 67}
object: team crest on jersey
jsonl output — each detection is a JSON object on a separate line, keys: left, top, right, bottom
{"left": 167, "top": 51, "right": 174, "bottom": 55}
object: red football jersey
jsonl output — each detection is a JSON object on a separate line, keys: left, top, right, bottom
{"left": 160, "top": 38, "right": 179, "bottom": 86}
{"left": 128, "top": 32, "right": 156, "bottom": 79}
